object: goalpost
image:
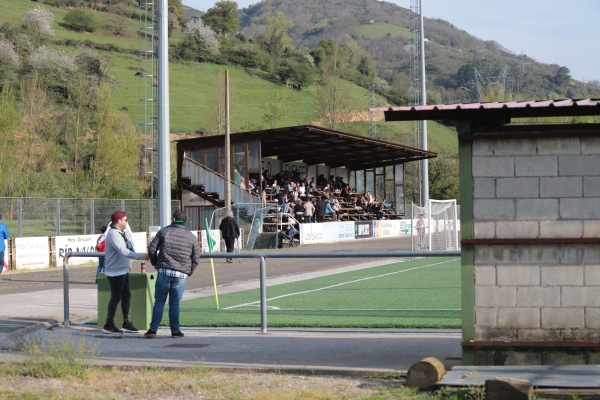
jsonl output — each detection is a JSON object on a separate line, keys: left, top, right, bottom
{"left": 412, "top": 199, "right": 459, "bottom": 251}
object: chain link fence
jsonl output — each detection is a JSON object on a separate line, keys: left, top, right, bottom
{"left": 0, "top": 197, "right": 181, "bottom": 237}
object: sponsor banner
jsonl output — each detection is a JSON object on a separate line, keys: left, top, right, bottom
{"left": 55, "top": 234, "right": 99, "bottom": 266}
{"left": 201, "top": 229, "right": 222, "bottom": 253}
{"left": 373, "top": 220, "right": 397, "bottom": 238}
{"left": 15, "top": 237, "right": 50, "bottom": 270}
{"left": 334, "top": 222, "right": 355, "bottom": 242}
{"left": 399, "top": 219, "right": 412, "bottom": 235}
{"left": 300, "top": 223, "right": 326, "bottom": 245}
{"left": 355, "top": 221, "right": 374, "bottom": 239}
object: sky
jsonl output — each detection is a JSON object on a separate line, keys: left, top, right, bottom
{"left": 182, "top": 0, "right": 600, "bottom": 82}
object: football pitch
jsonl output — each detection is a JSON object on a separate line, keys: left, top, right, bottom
{"left": 177, "top": 257, "right": 461, "bottom": 329}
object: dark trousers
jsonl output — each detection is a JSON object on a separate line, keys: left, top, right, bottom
{"left": 0, "top": 251, "right": 4, "bottom": 274}
{"left": 105, "top": 273, "right": 131, "bottom": 326}
{"left": 224, "top": 237, "right": 235, "bottom": 253}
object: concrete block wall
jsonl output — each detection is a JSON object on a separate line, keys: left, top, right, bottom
{"left": 470, "top": 136, "right": 600, "bottom": 343}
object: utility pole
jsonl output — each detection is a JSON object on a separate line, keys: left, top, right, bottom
{"left": 367, "top": 83, "right": 377, "bottom": 138}
{"left": 157, "top": 0, "right": 170, "bottom": 227}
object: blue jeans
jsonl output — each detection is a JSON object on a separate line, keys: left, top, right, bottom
{"left": 96, "top": 256, "right": 105, "bottom": 277}
{"left": 150, "top": 271, "right": 187, "bottom": 334}
{"left": 0, "top": 251, "right": 4, "bottom": 274}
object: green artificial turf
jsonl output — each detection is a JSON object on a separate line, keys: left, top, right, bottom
{"left": 176, "top": 257, "right": 461, "bottom": 329}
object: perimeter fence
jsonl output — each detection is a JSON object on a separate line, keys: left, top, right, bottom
{"left": 0, "top": 197, "right": 180, "bottom": 237}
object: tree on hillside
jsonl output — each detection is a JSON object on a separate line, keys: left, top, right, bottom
{"left": 176, "top": 19, "right": 219, "bottom": 62}
{"left": 63, "top": 9, "right": 96, "bottom": 33}
{"left": 428, "top": 152, "right": 459, "bottom": 201}
{"left": 553, "top": 66, "right": 571, "bottom": 87}
{"left": 89, "top": 84, "right": 142, "bottom": 198}
{"left": 0, "top": 38, "right": 21, "bottom": 83}
{"left": 316, "top": 45, "right": 351, "bottom": 130}
{"left": 256, "top": 12, "right": 292, "bottom": 71}
{"left": 262, "top": 81, "right": 291, "bottom": 128}
{"left": 22, "top": 5, "right": 54, "bottom": 39}
{"left": 0, "top": 85, "right": 21, "bottom": 197}
{"left": 202, "top": 0, "right": 239, "bottom": 36}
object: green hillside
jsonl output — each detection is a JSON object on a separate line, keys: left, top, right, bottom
{"left": 0, "top": 0, "right": 458, "bottom": 201}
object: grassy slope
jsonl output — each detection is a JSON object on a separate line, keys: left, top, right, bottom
{"left": 5, "top": 0, "right": 458, "bottom": 154}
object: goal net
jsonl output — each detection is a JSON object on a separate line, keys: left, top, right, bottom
{"left": 412, "top": 199, "right": 459, "bottom": 251}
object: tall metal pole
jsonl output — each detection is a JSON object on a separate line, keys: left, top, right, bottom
{"left": 225, "top": 70, "right": 232, "bottom": 210}
{"left": 157, "top": 0, "right": 171, "bottom": 227}
{"left": 419, "top": 0, "right": 429, "bottom": 207}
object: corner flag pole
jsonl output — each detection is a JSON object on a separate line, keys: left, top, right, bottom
{"left": 205, "top": 218, "right": 219, "bottom": 309}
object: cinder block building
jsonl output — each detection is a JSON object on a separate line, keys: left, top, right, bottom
{"left": 384, "top": 99, "right": 600, "bottom": 365}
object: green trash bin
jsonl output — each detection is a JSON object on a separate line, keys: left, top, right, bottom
{"left": 97, "top": 272, "right": 156, "bottom": 330}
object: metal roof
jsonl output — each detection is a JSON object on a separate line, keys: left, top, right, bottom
{"left": 177, "top": 125, "right": 436, "bottom": 170}
{"left": 375, "top": 98, "right": 600, "bottom": 123}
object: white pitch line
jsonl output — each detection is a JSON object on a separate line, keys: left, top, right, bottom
{"left": 224, "top": 258, "right": 459, "bottom": 310}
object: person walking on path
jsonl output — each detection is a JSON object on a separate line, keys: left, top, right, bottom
{"left": 219, "top": 210, "right": 240, "bottom": 263}
{"left": 145, "top": 210, "right": 199, "bottom": 339}
{"left": 0, "top": 214, "right": 10, "bottom": 275}
{"left": 102, "top": 211, "right": 149, "bottom": 334}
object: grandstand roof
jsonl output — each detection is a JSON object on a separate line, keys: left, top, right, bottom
{"left": 177, "top": 125, "right": 436, "bottom": 170}
{"left": 376, "top": 98, "right": 600, "bottom": 124}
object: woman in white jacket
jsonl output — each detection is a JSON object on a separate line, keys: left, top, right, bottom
{"left": 102, "top": 211, "right": 149, "bottom": 334}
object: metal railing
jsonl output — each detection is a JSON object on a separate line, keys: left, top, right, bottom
{"left": 63, "top": 250, "right": 460, "bottom": 331}
{"left": 182, "top": 157, "right": 259, "bottom": 205}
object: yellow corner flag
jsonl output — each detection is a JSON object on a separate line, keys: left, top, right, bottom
{"left": 205, "top": 218, "right": 219, "bottom": 309}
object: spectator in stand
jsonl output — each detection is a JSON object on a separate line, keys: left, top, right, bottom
{"left": 277, "top": 193, "right": 288, "bottom": 212}
{"left": 271, "top": 179, "right": 280, "bottom": 196}
{"left": 307, "top": 177, "right": 316, "bottom": 196}
{"left": 324, "top": 199, "right": 333, "bottom": 218}
{"left": 331, "top": 199, "right": 340, "bottom": 221}
{"left": 293, "top": 199, "right": 306, "bottom": 223}
{"left": 357, "top": 195, "right": 370, "bottom": 213}
{"left": 304, "top": 196, "right": 315, "bottom": 223}
{"left": 284, "top": 180, "right": 293, "bottom": 195}
{"left": 322, "top": 183, "right": 332, "bottom": 199}
{"left": 233, "top": 168, "right": 242, "bottom": 185}
{"left": 382, "top": 198, "right": 396, "bottom": 213}
{"left": 298, "top": 182, "right": 307, "bottom": 197}
{"left": 317, "top": 174, "right": 327, "bottom": 188}
{"left": 290, "top": 185, "right": 300, "bottom": 202}
{"left": 315, "top": 196, "right": 326, "bottom": 223}
{"left": 342, "top": 185, "right": 351, "bottom": 203}
{"left": 372, "top": 198, "right": 383, "bottom": 220}
{"left": 239, "top": 177, "right": 247, "bottom": 191}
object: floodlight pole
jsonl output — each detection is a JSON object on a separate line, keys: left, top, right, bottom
{"left": 419, "top": 0, "right": 429, "bottom": 207}
{"left": 157, "top": 0, "right": 171, "bottom": 227}
{"left": 225, "top": 70, "right": 231, "bottom": 210}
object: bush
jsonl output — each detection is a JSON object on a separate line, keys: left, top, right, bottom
{"left": 63, "top": 9, "right": 96, "bottom": 33}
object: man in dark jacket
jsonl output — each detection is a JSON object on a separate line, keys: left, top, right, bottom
{"left": 219, "top": 210, "right": 240, "bottom": 263}
{"left": 315, "top": 196, "right": 327, "bottom": 223}
{"left": 144, "top": 210, "right": 199, "bottom": 339}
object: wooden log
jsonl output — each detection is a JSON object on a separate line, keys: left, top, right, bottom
{"left": 485, "top": 377, "right": 533, "bottom": 400}
{"left": 405, "top": 357, "right": 446, "bottom": 390}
